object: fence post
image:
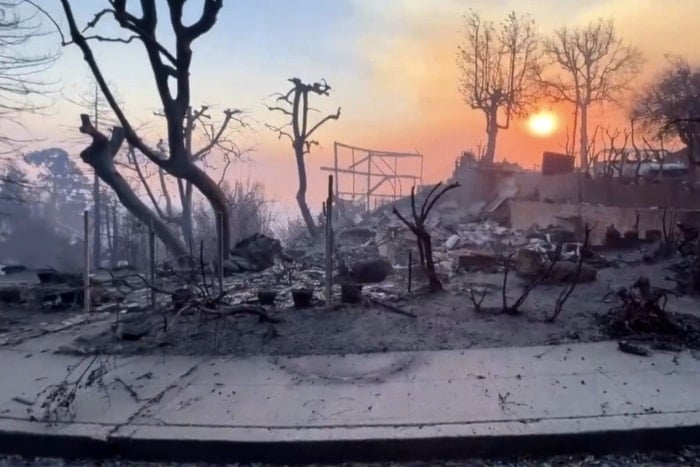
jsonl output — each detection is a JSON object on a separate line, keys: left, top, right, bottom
{"left": 217, "top": 211, "right": 224, "bottom": 295}
{"left": 149, "top": 219, "right": 156, "bottom": 310}
{"left": 325, "top": 175, "right": 334, "bottom": 306}
{"left": 407, "top": 250, "right": 413, "bottom": 293}
{"left": 83, "top": 210, "right": 90, "bottom": 313}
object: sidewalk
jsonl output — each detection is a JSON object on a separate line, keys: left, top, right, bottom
{"left": 1, "top": 341, "right": 699, "bottom": 464}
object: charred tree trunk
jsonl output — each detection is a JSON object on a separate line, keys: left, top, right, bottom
{"left": 570, "top": 104, "right": 579, "bottom": 157}
{"left": 177, "top": 162, "right": 231, "bottom": 254}
{"left": 182, "top": 182, "right": 195, "bottom": 250}
{"left": 579, "top": 103, "right": 590, "bottom": 171}
{"left": 92, "top": 174, "right": 101, "bottom": 269}
{"left": 111, "top": 204, "right": 119, "bottom": 268}
{"left": 420, "top": 230, "right": 440, "bottom": 289}
{"left": 483, "top": 107, "right": 499, "bottom": 165}
{"left": 180, "top": 107, "right": 196, "bottom": 249}
{"left": 105, "top": 201, "right": 112, "bottom": 254}
{"left": 294, "top": 142, "right": 317, "bottom": 237}
{"left": 78, "top": 115, "right": 188, "bottom": 261}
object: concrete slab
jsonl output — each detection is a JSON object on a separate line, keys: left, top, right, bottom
{"left": 1, "top": 342, "right": 699, "bottom": 463}
{"left": 128, "top": 343, "right": 700, "bottom": 432}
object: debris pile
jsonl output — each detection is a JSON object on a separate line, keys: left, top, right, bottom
{"left": 331, "top": 202, "right": 607, "bottom": 289}
{"left": 596, "top": 276, "right": 700, "bottom": 350}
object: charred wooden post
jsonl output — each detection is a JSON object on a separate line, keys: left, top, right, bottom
{"left": 83, "top": 210, "right": 90, "bottom": 313}
{"left": 148, "top": 219, "right": 156, "bottom": 311}
{"left": 408, "top": 250, "right": 413, "bottom": 293}
{"left": 325, "top": 175, "right": 334, "bottom": 306}
{"left": 217, "top": 211, "right": 224, "bottom": 295}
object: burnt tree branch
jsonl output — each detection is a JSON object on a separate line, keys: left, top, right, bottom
{"left": 77, "top": 114, "right": 188, "bottom": 261}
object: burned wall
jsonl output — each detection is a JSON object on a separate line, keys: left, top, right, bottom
{"left": 509, "top": 200, "right": 700, "bottom": 245}
{"left": 531, "top": 173, "right": 700, "bottom": 209}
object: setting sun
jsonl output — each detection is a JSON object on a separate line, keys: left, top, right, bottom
{"left": 527, "top": 111, "right": 558, "bottom": 137}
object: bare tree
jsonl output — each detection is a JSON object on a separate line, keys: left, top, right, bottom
{"left": 546, "top": 223, "right": 593, "bottom": 322}
{"left": 632, "top": 58, "right": 700, "bottom": 179}
{"left": 457, "top": 11, "right": 541, "bottom": 165}
{"left": 0, "top": 0, "right": 58, "bottom": 151}
{"left": 267, "top": 78, "right": 341, "bottom": 238}
{"left": 392, "top": 182, "right": 460, "bottom": 293}
{"left": 600, "top": 125, "right": 631, "bottom": 178}
{"left": 541, "top": 18, "right": 643, "bottom": 171}
{"left": 57, "top": 0, "right": 238, "bottom": 254}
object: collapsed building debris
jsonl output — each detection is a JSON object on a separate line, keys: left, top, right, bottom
{"left": 2, "top": 153, "right": 699, "bottom": 361}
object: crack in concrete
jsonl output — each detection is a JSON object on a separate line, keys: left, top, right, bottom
{"left": 105, "top": 360, "right": 203, "bottom": 439}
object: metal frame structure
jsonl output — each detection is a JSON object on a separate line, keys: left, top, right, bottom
{"left": 321, "top": 142, "right": 423, "bottom": 211}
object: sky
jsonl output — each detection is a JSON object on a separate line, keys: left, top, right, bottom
{"left": 11, "top": 0, "right": 700, "bottom": 217}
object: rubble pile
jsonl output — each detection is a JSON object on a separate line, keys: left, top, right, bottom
{"left": 327, "top": 200, "right": 607, "bottom": 290}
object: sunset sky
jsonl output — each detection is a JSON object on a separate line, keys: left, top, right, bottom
{"left": 15, "top": 0, "right": 700, "bottom": 216}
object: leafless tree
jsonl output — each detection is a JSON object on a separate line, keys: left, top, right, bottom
{"left": 267, "top": 78, "right": 341, "bottom": 238}
{"left": 546, "top": 223, "right": 593, "bottom": 322}
{"left": 541, "top": 18, "right": 643, "bottom": 171}
{"left": 599, "top": 125, "right": 631, "bottom": 178}
{"left": 0, "top": 0, "right": 58, "bottom": 152}
{"left": 499, "top": 250, "right": 558, "bottom": 315}
{"left": 632, "top": 58, "right": 700, "bottom": 179}
{"left": 392, "top": 182, "right": 460, "bottom": 293}
{"left": 57, "top": 0, "right": 238, "bottom": 254}
{"left": 457, "top": 11, "right": 541, "bottom": 165}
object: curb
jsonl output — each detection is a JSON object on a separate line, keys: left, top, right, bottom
{"left": 1, "top": 425, "right": 699, "bottom": 464}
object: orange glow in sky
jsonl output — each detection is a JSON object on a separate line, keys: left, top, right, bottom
{"left": 11, "top": 0, "right": 700, "bottom": 215}
{"left": 527, "top": 112, "right": 558, "bottom": 137}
